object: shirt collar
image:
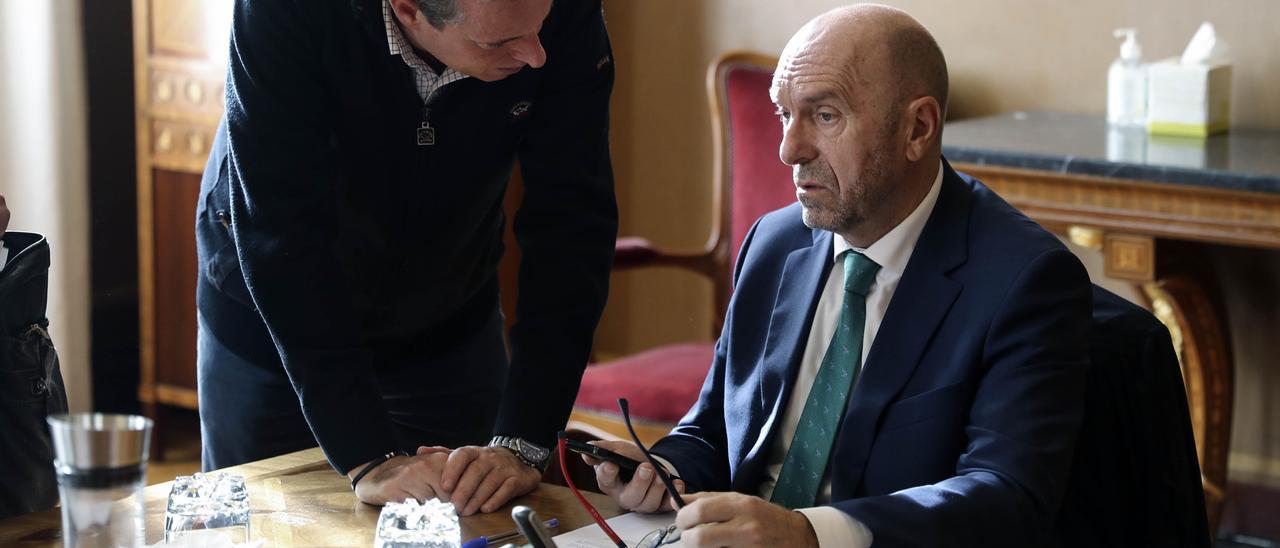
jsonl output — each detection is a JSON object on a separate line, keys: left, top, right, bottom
{"left": 833, "top": 160, "right": 944, "bottom": 276}
{"left": 383, "top": 0, "right": 436, "bottom": 74}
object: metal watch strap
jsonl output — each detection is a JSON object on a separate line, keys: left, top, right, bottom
{"left": 489, "top": 436, "right": 549, "bottom": 472}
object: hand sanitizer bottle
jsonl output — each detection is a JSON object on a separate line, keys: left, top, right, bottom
{"left": 1107, "top": 28, "right": 1147, "bottom": 127}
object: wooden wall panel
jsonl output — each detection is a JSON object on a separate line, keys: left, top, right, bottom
{"left": 147, "top": 59, "right": 226, "bottom": 122}
{"left": 150, "top": 118, "right": 217, "bottom": 173}
{"left": 136, "top": 0, "right": 227, "bottom": 452}
{"left": 149, "top": 0, "right": 209, "bottom": 58}
{"left": 151, "top": 170, "right": 201, "bottom": 396}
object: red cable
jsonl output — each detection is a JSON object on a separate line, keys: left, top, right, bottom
{"left": 559, "top": 437, "right": 627, "bottom": 548}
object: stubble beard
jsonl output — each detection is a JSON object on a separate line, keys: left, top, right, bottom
{"left": 796, "top": 154, "right": 893, "bottom": 236}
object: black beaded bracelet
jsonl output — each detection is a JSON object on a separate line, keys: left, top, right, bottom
{"left": 350, "top": 450, "right": 408, "bottom": 491}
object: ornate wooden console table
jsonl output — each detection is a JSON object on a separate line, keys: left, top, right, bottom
{"left": 943, "top": 111, "right": 1280, "bottom": 530}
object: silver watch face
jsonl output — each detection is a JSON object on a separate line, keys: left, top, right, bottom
{"left": 516, "top": 439, "right": 549, "bottom": 464}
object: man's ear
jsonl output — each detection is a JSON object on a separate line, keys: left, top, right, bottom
{"left": 389, "top": 0, "right": 423, "bottom": 28}
{"left": 903, "top": 96, "right": 942, "bottom": 162}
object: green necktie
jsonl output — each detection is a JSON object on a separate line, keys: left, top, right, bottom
{"left": 771, "top": 250, "right": 880, "bottom": 509}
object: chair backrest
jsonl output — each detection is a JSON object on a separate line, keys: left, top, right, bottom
{"left": 1053, "top": 285, "right": 1210, "bottom": 547}
{"left": 707, "top": 52, "right": 791, "bottom": 327}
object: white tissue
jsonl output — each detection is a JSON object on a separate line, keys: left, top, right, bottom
{"left": 1180, "top": 22, "right": 1229, "bottom": 66}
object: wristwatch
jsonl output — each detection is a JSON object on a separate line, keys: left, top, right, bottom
{"left": 489, "top": 436, "right": 551, "bottom": 472}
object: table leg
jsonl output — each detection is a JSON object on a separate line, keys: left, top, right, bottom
{"left": 1141, "top": 270, "right": 1234, "bottom": 533}
{"left": 1089, "top": 229, "right": 1234, "bottom": 533}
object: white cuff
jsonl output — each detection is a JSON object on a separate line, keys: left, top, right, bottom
{"left": 649, "top": 454, "right": 680, "bottom": 479}
{"left": 795, "top": 506, "right": 873, "bottom": 548}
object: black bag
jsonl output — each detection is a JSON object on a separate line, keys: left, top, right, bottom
{"left": 0, "top": 231, "right": 69, "bottom": 519}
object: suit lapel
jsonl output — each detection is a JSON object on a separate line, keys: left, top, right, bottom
{"left": 831, "top": 162, "right": 973, "bottom": 497}
{"left": 735, "top": 230, "right": 833, "bottom": 490}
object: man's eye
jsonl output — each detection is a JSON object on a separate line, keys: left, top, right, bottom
{"left": 776, "top": 109, "right": 791, "bottom": 122}
{"left": 817, "top": 111, "right": 836, "bottom": 123}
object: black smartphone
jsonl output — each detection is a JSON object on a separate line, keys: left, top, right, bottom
{"left": 562, "top": 437, "right": 640, "bottom": 482}
{"left": 512, "top": 505, "right": 559, "bottom": 548}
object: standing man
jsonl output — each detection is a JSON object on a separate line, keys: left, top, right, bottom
{"left": 586, "top": 5, "right": 1093, "bottom": 546}
{"left": 196, "top": 0, "right": 617, "bottom": 511}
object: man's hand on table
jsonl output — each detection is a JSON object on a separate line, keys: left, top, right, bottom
{"left": 676, "top": 491, "right": 819, "bottom": 548}
{"left": 586, "top": 439, "right": 686, "bottom": 513}
{"left": 348, "top": 447, "right": 451, "bottom": 506}
{"left": 438, "top": 445, "right": 541, "bottom": 516}
{"left": 348, "top": 445, "right": 539, "bottom": 513}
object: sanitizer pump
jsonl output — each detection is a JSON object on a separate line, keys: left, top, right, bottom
{"left": 1108, "top": 28, "right": 1147, "bottom": 127}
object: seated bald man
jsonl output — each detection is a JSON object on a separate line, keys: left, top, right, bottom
{"left": 584, "top": 5, "right": 1092, "bottom": 547}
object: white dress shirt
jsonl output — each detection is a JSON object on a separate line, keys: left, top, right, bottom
{"left": 766, "top": 162, "right": 944, "bottom": 547}
{"left": 0, "top": 243, "right": 8, "bottom": 272}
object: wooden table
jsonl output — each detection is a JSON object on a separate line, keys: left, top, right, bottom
{"left": 0, "top": 448, "right": 622, "bottom": 546}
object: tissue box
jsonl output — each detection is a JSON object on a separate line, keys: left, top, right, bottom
{"left": 1146, "top": 58, "right": 1231, "bottom": 137}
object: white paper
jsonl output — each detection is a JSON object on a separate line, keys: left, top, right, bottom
{"left": 552, "top": 512, "right": 683, "bottom": 548}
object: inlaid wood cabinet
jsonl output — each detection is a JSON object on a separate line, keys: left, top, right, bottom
{"left": 133, "top": 0, "right": 228, "bottom": 452}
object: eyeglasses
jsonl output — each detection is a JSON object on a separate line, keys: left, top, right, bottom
{"left": 618, "top": 398, "right": 686, "bottom": 509}
{"left": 635, "top": 524, "right": 681, "bottom": 548}
{"left": 556, "top": 398, "right": 685, "bottom": 548}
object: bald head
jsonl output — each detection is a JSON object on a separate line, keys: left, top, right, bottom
{"left": 772, "top": 4, "right": 949, "bottom": 247}
{"left": 776, "top": 4, "right": 948, "bottom": 125}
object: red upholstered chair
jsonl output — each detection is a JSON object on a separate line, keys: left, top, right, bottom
{"left": 572, "top": 51, "right": 789, "bottom": 435}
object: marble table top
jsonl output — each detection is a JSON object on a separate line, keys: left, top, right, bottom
{"left": 942, "top": 111, "right": 1280, "bottom": 195}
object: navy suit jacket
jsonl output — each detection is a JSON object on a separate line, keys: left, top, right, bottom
{"left": 651, "top": 161, "right": 1093, "bottom": 546}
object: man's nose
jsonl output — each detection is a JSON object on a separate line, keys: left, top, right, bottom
{"left": 779, "top": 122, "right": 814, "bottom": 167}
{"left": 510, "top": 35, "right": 547, "bottom": 68}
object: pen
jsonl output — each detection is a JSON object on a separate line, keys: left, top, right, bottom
{"left": 460, "top": 518, "right": 559, "bottom": 548}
